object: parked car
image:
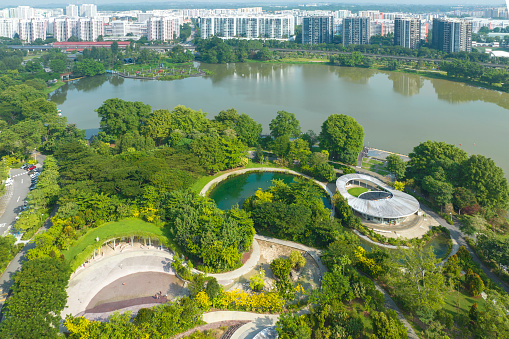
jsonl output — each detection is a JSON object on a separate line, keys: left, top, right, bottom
{"left": 21, "top": 164, "right": 29, "bottom": 170}
{"left": 27, "top": 165, "right": 36, "bottom": 171}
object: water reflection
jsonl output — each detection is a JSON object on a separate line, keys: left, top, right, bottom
{"left": 48, "top": 85, "right": 67, "bottom": 105}
{"left": 109, "top": 75, "right": 124, "bottom": 87}
{"left": 330, "top": 66, "right": 377, "bottom": 84}
{"left": 430, "top": 78, "right": 509, "bottom": 110}
{"left": 205, "top": 62, "right": 293, "bottom": 83}
{"left": 387, "top": 72, "right": 424, "bottom": 96}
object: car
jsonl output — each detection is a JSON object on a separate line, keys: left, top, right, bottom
{"left": 21, "top": 164, "right": 29, "bottom": 170}
{"left": 27, "top": 166, "right": 36, "bottom": 171}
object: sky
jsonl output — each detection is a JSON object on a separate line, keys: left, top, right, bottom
{"left": 3, "top": 0, "right": 506, "bottom": 6}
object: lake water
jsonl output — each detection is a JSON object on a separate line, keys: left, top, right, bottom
{"left": 49, "top": 62, "right": 509, "bottom": 178}
{"left": 208, "top": 172, "right": 331, "bottom": 210}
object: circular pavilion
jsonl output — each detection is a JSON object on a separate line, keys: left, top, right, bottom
{"left": 336, "top": 173, "right": 420, "bottom": 225}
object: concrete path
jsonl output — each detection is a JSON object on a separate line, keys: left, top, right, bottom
{"left": 352, "top": 229, "right": 409, "bottom": 250}
{"left": 203, "top": 311, "right": 279, "bottom": 339}
{"left": 64, "top": 249, "right": 176, "bottom": 317}
{"left": 373, "top": 282, "right": 419, "bottom": 339}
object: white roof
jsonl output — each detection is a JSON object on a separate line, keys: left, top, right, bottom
{"left": 490, "top": 50, "right": 509, "bottom": 58}
{"left": 336, "top": 173, "right": 420, "bottom": 219}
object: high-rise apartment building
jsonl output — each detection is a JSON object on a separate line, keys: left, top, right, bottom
{"left": 10, "top": 6, "right": 34, "bottom": 20}
{"left": 302, "top": 16, "right": 333, "bottom": 45}
{"left": 77, "top": 18, "right": 103, "bottom": 41}
{"left": 394, "top": 17, "right": 422, "bottom": 49}
{"left": 0, "top": 19, "right": 19, "bottom": 38}
{"left": 147, "top": 16, "right": 180, "bottom": 41}
{"left": 199, "top": 15, "right": 294, "bottom": 40}
{"left": 432, "top": 18, "right": 472, "bottom": 53}
{"left": 80, "top": 4, "right": 97, "bottom": 18}
{"left": 66, "top": 4, "right": 79, "bottom": 18}
{"left": 343, "top": 17, "right": 370, "bottom": 45}
{"left": 18, "top": 19, "right": 46, "bottom": 43}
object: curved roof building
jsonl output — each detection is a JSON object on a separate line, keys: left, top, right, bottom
{"left": 336, "top": 173, "right": 420, "bottom": 224}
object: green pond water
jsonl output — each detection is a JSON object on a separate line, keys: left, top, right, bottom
{"left": 358, "top": 232, "right": 451, "bottom": 259}
{"left": 208, "top": 172, "right": 331, "bottom": 211}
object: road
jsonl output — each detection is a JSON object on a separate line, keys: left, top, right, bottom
{"left": 0, "top": 154, "right": 46, "bottom": 315}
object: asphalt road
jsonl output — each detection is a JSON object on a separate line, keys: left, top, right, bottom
{"left": 0, "top": 168, "right": 31, "bottom": 237}
{"left": 0, "top": 154, "right": 46, "bottom": 313}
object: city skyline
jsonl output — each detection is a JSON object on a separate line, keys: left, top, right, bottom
{"left": 0, "top": 0, "right": 506, "bottom": 7}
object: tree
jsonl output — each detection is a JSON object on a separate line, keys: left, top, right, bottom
{"left": 110, "top": 41, "right": 119, "bottom": 55}
{"left": 288, "top": 138, "right": 311, "bottom": 163}
{"left": 250, "top": 268, "right": 265, "bottom": 291}
{"left": 271, "top": 135, "right": 290, "bottom": 158}
{"left": 371, "top": 310, "right": 408, "bottom": 339}
{"left": 453, "top": 187, "right": 477, "bottom": 214}
{"left": 270, "top": 258, "right": 292, "bottom": 280}
{"left": 461, "top": 154, "right": 509, "bottom": 212}
{"left": 407, "top": 141, "right": 468, "bottom": 185}
{"left": 319, "top": 114, "right": 364, "bottom": 164}
{"left": 96, "top": 98, "right": 152, "bottom": 142}
{"left": 289, "top": 250, "right": 306, "bottom": 270}
{"left": 235, "top": 114, "right": 262, "bottom": 146}
{"left": 422, "top": 176, "right": 454, "bottom": 209}
{"left": 465, "top": 269, "right": 484, "bottom": 297}
{"left": 73, "top": 58, "right": 105, "bottom": 77}
{"left": 386, "top": 154, "right": 406, "bottom": 180}
{"left": 312, "top": 162, "right": 336, "bottom": 182}
{"left": 49, "top": 59, "right": 66, "bottom": 73}
{"left": 387, "top": 245, "right": 446, "bottom": 312}
{"left": 0, "top": 258, "right": 70, "bottom": 338}
{"left": 269, "top": 110, "right": 301, "bottom": 139}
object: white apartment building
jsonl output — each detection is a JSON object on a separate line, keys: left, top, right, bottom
{"left": 199, "top": 15, "right": 294, "bottom": 40}
{"left": 147, "top": 16, "right": 180, "bottom": 41}
{"left": 77, "top": 18, "right": 103, "bottom": 41}
{"left": 18, "top": 19, "right": 46, "bottom": 43}
{"left": 104, "top": 20, "right": 147, "bottom": 38}
{"left": 66, "top": 4, "right": 79, "bottom": 18}
{"left": 10, "top": 6, "right": 34, "bottom": 20}
{"left": 80, "top": 4, "right": 98, "bottom": 18}
{"left": 52, "top": 17, "right": 79, "bottom": 41}
{"left": 0, "top": 18, "right": 19, "bottom": 38}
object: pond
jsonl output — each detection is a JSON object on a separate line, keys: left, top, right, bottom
{"left": 208, "top": 171, "right": 331, "bottom": 210}
{"left": 358, "top": 232, "right": 451, "bottom": 260}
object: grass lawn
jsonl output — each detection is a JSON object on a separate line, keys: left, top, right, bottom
{"left": 63, "top": 218, "right": 170, "bottom": 269}
{"left": 348, "top": 187, "right": 369, "bottom": 197}
{"left": 442, "top": 288, "right": 486, "bottom": 316}
{"left": 43, "top": 80, "right": 65, "bottom": 95}
{"left": 190, "top": 162, "right": 283, "bottom": 193}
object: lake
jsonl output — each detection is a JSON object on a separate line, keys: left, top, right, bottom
{"left": 49, "top": 62, "right": 509, "bottom": 178}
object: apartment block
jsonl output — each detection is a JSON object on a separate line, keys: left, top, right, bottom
{"left": 343, "top": 17, "right": 370, "bottom": 45}
{"left": 432, "top": 18, "right": 472, "bottom": 53}
{"left": 394, "top": 17, "right": 422, "bottom": 49}
{"left": 302, "top": 16, "right": 333, "bottom": 44}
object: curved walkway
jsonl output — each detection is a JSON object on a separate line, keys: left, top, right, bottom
{"left": 352, "top": 229, "right": 409, "bottom": 250}
{"left": 64, "top": 249, "right": 176, "bottom": 317}
{"left": 199, "top": 167, "right": 335, "bottom": 201}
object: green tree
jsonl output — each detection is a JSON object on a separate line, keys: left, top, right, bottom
{"left": 49, "top": 59, "right": 66, "bottom": 73}
{"left": 235, "top": 114, "right": 262, "bottom": 146}
{"left": 110, "top": 41, "right": 119, "bottom": 55}
{"left": 371, "top": 310, "right": 407, "bottom": 339}
{"left": 319, "top": 114, "right": 364, "bottom": 164}
{"left": 271, "top": 135, "right": 290, "bottom": 158}
{"left": 288, "top": 138, "right": 311, "bottom": 163}
{"left": 270, "top": 258, "right": 292, "bottom": 280}
{"left": 386, "top": 154, "right": 406, "bottom": 180}
{"left": 96, "top": 98, "right": 152, "bottom": 142}
{"left": 461, "top": 154, "right": 509, "bottom": 212}
{"left": 453, "top": 187, "right": 477, "bottom": 214}
{"left": 0, "top": 258, "right": 70, "bottom": 338}
{"left": 387, "top": 245, "right": 446, "bottom": 312}
{"left": 269, "top": 110, "right": 301, "bottom": 139}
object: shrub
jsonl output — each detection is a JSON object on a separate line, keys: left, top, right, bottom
{"left": 289, "top": 250, "right": 306, "bottom": 270}
{"left": 249, "top": 269, "right": 265, "bottom": 292}
{"left": 271, "top": 258, "right": 292, "bottom": 280}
